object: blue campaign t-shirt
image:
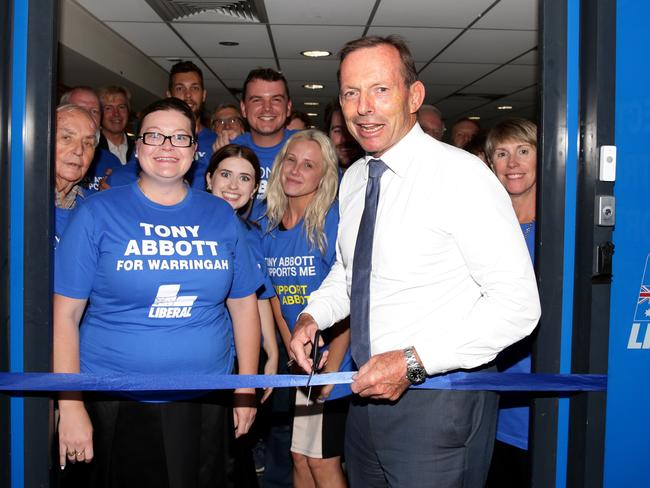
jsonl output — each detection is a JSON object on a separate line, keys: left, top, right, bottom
{"left": 55, "top": 182, "right": 262, "bottom": 379}
{"left": 186, "top": 127, "right": 217, "bottom": 190}
{"left": 104, "top": 153, "right": 140, "bottom": 188}
{"left": 262, "top": 202, "right": 353, "bottom": 400}
{"left": 232, "top": 130, "right": 296, "bottom": 220}
{"left": 240, "top": 219, "right": 274, "bottom": 300}
{"left": 496, "top": 221, "right": 536, "bottom": 450}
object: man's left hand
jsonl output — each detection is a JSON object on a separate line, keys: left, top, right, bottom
{"left": 351, "top": 350, "right": 410, "bottom": 401}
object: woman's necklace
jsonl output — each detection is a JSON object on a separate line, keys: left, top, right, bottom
{"left": 522, "top": 220, "right": 535, "bottom": 239}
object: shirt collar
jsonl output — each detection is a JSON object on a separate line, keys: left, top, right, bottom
{"left": 362, "top": 122, "right": 423, "bottom": 178}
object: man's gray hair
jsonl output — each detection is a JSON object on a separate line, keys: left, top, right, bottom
{"left": 59, "top": 86, "right": 98, "bottom": 106}
{"left": 419, "top": 104, "right": 443, "bottom": 119}
{"left": 56, "top": 104, "right": 100, "bottom": 145}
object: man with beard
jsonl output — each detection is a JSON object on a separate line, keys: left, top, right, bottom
{"left": 219, "top": 68, "right": 295, "bottom": 218}
{"left": 167, "top": 61, "right": 217, "bottom": 189}
{"left": 324, "top": 99, "right": 364, "bottom": 172}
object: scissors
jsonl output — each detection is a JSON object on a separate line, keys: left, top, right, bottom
{"left": 305, "top": 329, "right": 322, "bottom": 405}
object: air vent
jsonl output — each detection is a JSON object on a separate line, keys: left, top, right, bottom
{"left": 146, "top": 0, "right": 263, "bottom": 22}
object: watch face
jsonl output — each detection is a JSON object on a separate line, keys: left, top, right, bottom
{"left": 408, "top": 367, "right": 426, "bottom": 385}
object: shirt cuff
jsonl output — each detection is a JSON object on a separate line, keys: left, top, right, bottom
{"left": 300, "top": 301, "right": 335, "bottom": 330}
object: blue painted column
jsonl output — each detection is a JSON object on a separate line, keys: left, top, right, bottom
{"left": 604, "top": 0, "right": 650, "bottom": 485}
{"left": 9, "top": 1, "right": 29, "bottom": 486}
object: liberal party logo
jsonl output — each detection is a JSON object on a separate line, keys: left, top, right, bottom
{"left": 628, "top": 254, "right": 650, "bottom": 349}
{"left": 148, "top": 284, "right": 197, "bottom": 319}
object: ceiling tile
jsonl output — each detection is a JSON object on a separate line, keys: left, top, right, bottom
{"left": 435, "top": 29, "right": 537, "bottom": 64}
{"left": 473, "top": 0, "right": 539, "bottom": 30}
{"left": 266, "top": 0, "right": 375, "bottom": 25}
{"left": 365, "top": 26, "right": 463, "bottom": 62}
{"left": 271, "top": 25, "right": 364, "bottom": 58}
{"left": 419, "top": 62, "right": 499, "bottom": 86}
{"left": 203, "top": 57, "right": 277, "bottom": 80}
{"left": 372, "top": 0, "right": 496, "bottom": 28}
{"left": 173, "top": 23, "right": 274, "bottom": 57}
{"left": 511, "top": 49, "right": 538, "bottom": 65}
{"left": 462, "top": 65, "right": 537, "bottom": 94}
{"left": 151, "top": 56, "right": 212, "bottom": 77}
{"left": 279, "top": 59, "right": 341, "bottom": 83}
{"left": 106, "top": 21, "right": 193, "bottom": 57}
{"left": 76, "top": 0, "right": 161, "bottom": 22}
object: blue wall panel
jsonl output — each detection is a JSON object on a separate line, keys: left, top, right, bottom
{"left": 604, "top": 0, "right": 650, "bottom": 485}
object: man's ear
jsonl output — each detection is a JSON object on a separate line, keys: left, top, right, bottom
{"left": 240, "top": 100, "right": 247, "bottom": 119}
{"left": 409, "top": 81, "right": 425, "bottom": 114}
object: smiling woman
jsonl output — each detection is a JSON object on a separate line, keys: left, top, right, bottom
{"left": 53, "top": 98, "right": 263, "bottom": 487}
{"left": 261, "top": 130, "right": 352, "bottom": 488}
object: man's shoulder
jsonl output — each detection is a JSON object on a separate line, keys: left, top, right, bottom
{"left": 198, "top": 127, "right": 217, "bottom": 145}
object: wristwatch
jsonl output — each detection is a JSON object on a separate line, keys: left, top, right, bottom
{"left": 403, "top": 346, "right": 427, "bottom": 385}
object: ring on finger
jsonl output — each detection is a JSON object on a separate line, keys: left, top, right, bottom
{"left": 67, "top": 450, "right": 77, "bottom": 457}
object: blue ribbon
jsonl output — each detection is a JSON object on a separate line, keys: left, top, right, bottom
{"left": 0, "top": 372, "right": 606, "bottom": 393}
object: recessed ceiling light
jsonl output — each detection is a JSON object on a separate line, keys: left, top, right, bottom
{"left": 497, "top": 105, "right": 513, "bottom": 110}
{"left": 219, "top": 41, "right": 239, "bottom": 46}
{"left": 301, "top": 50, "right": 331, "bottom": 58}
{"left": 303, "top": 83, "right": 324, "bottom": 90}
{"left": 303, "top": 101, "right": 320, "bottom": 106}
{"left": 306, "top": 112, "right": 319, "bottom": 117}
{"left": 468, "top": 116, "right": 481, "bottom": 120}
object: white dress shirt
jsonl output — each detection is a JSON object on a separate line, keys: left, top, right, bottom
{"left": 107, "top": 134, "right": 129, "bottom": 165}
{"left": 302, "top": 123, "right": 540, "bottom": 375}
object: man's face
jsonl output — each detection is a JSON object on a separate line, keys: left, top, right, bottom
{"left": 451, "top": 120, "right": 479, "bottom": 148}
{"left": 212, "top": 106, "right": 244, "bottom": 137}
{"left": 168, "top": 71, "right": 206, "bottom": 116}
{"left": 418, "top": 110, "right": 445, "bottom": 140}
{"left": 329, "top": 109, "right": 364, "bottom": 168}
{"left": 240, "top": 79, "right": 291, "bottom": 137}
{"left": 339, "top": 44, "right": 424, "bottom": 157}
{"left": 55, "top": 110, "right": 97, "bottom": 187}
{"left": 101, "top": 93, "right": 129, "bottom": 136}
{"left": 68, "top": 89, "right": 101, "bottom": 128}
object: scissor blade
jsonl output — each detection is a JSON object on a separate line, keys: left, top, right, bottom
{"left": 305, "top": 330, "right": 322, "bottom": 405}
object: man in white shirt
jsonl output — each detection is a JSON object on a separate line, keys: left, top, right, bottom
{"left": 98, "top": 85, "right": 133, "bottom": 164}
{"left": 290, "top": 35, "right": 540, "bottom": 487}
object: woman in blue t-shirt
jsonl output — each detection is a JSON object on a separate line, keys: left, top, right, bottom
{"left": 485, "top": 118, "right": 538, "bottom": 487}
{"left": 263, "top": 130, "right": 351, "bottom": 488}
{"left": 205, "top": 144, "right": 279, "bottom": 401}
{"left": 53, "top": 98, "right": 262, "bottom": 487}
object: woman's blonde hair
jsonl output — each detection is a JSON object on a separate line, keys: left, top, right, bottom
{"left": 264, "top": 129, "right": 339, "bottom": 254}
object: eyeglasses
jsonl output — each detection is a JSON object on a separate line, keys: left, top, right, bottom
{"left": 136, "top": 132, "right": 195, "bottom": 147}
{"left": 213, "top": 117, "right": 242, "bottom": 126}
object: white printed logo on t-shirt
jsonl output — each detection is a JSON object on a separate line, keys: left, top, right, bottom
{"left": 148, "top": 284, "right": 197, "bottom": 319}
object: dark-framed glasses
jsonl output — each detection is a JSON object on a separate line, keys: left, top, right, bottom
{"left": 137, "top": 132, "right": 195, "bottom": 147}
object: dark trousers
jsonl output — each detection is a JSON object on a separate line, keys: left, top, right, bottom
{"left": 57, "top": 394, "right": 230, "bottom": 488}
{"left": 345, "top": 389, "right": 498, "bottom": 487}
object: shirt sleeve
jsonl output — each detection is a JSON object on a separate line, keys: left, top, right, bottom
{"left": 54, "top": 203, "right": 99, "bottom": 299}
{"left": 416, "top": 166, "right": 541, "bottom": 375}
{"left": 229, "top": 216, "right": 265, "bottom": 299}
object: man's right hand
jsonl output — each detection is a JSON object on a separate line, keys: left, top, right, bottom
{"left": 212, "top": 130, "right": 237, "bottom": 153}
{"left": 289, "top": 313, "right": 327, "bottom": 373}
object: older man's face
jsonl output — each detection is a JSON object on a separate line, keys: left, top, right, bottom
{"left": 68, "top": 89, "right": 101, "bottom": 128}
{"left": 339, "top": 44, "right": 424, "bottom": 157}
{"left": 55, "top": 110, "right": 97, "bottom": 188}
